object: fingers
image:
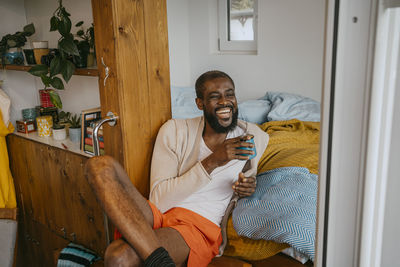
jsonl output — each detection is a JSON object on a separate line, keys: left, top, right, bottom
{"left": 232, "top": 175, "right": 257, "bottom": 197}
{"left": 225, "top": 140, "right": 255, "bottom": 161}
{"left": 235, "top": 148, "right": 255, "bottom": 156}
{"left": 233, "top": 186, "right": 255, "bottom": 197}
{"left": 225, "top": 137, "right": 254, "bottom": 148}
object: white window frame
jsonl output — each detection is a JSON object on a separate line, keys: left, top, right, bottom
{"left": 218, "top": 0, "right": 258, "bottom": 52}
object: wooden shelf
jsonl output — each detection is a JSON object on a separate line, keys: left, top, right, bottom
{"left": 2, "top": 64, "right": 99, "bottom": 77}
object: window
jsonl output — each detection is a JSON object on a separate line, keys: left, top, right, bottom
{"left": 218, "top": 0, "right": 258, "bottom": 52}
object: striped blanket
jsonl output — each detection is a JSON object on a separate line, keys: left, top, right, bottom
{"left": 232, "top": 167, "right": 317, "bottom": 260}
{"left": 224, "top": 119, "right": 319, "bottom": 261}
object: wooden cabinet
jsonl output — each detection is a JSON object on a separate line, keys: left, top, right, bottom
{"left": 7, "top": 135, "right": 106, "bottom": 266}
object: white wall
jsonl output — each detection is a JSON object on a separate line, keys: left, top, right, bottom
{"left": 0, "top": 0, "right": 27, "bottom": 37}
{"left": 167, "top": 0, "right": 325, "bottom": 102}
{"left": 0, "top": 0, "right": 37, "bottom": 125}
{"left": 0, "top": 0, "right": 99, "bottom": 126}
{"left": 167, "top": 0, "right": 191, "bottom": 87}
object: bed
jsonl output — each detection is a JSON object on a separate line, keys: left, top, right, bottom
{"left": 171, "top": 87, "right": 320, "bottom": 264}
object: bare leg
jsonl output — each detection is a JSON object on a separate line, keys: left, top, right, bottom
{"left": 85, "top": 155, "right": 189, "bottom": 265}
{"left": 105, "top": 228, "right": 189, "bottom": 267}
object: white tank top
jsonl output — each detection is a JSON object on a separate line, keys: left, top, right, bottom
{"left": 174, "top": 126, "right": 246, "bottom": 226}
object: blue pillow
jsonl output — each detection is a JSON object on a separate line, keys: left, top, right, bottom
{"left": 238, "top": 99, "right": 271, "bottom": 125}
{"left": 170, "top": 87, "right": 202, "bottom": 119}
{"left": 259, "top": 92, "right": 320, "bottom": 122}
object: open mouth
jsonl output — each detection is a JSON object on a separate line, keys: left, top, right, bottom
{"left": 215, "top": 107, "right": 232, "bottom": 119}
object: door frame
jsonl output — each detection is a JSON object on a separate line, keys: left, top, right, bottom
{"left": 316, "top": 0, "right": 400, "bottom": 266}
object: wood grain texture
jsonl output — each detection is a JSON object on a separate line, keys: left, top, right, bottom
{"left": 93, "top": 0, "right": 171, "bottom": 197}
{"left": 143, "top": 0, "right": 172, "bottom": 139}
{"left": 112, "top": 0, "right": 151, "bottom": 196}
{"left": 16, "top": 217, "right": 69, "bottom": 267}
{"left": 7, "top": 135, "right": 106, "bottom": 266}
{"left": 91, "top": 0, "right": 124, "bottom": 165}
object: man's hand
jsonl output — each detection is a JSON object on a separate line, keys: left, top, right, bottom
{"left": 201, "top": 136, "right": 255, "bottom": 174}
{"left": 232, "top": 172, "right": 257, "bottom": 198}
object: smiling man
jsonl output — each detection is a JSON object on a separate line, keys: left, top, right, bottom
{"left": 85, "top": 71, "right": 269, "bottom": 267}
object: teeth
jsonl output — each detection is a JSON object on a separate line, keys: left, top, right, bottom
{"left": 216, "top": 108, "right": 231, "bottom": 114}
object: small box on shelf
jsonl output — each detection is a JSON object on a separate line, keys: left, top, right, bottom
{"left": 16, "top": 120, "right": 36, "bottom": 134}
{"left": 36, "top": 106, "right": 59, "bottom": 123}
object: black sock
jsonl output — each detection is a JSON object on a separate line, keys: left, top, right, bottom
{"left": 143, "top": 247, "right": 176, "bottom": 267}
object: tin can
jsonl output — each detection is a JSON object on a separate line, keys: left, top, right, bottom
{"left": 36, "top": 115, "right": 53, "bottom": 137}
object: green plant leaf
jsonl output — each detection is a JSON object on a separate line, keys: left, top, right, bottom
{"left": 60, "top": 59, "right": 75, "bottom": 82}
{"left": 68, "top": 114, "right": 81, "bottom": 127}
{"left": 49, "top": 56, "right": 62, "bottom": 76}
{"left": 28, "top": 64, "right": 48, "bottom": 77}
{"left": 6, "top": 39, "right": 17, "bottom": 47}
{"left": 75, "top": 21, "right": 84, "bottom": 27}
{"left": 50, "top": 77, "right": 64, "bottom": 89}
{"left": 49, "top": 90, "right": 62, "bottom": 109}
{"left": 40, "top": 74, "right": 52, "bottom": 87}
{"left": 50, "top": 16, "right": 59, "bottom": 31}
{"left": 59, "top": 38, "right": 79, "bottom": 56}
{"left": 58, "top": 16, "right": 72, "bottom": 37}
{"left": 23, "top": 23, "right": 35, "bottom": 36}
{"left": 61, "top": 7, "right": 71, "bottom": 17}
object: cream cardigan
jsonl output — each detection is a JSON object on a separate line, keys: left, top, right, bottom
{"left": 149, "top": 116, "right": 269, "bottom": 215}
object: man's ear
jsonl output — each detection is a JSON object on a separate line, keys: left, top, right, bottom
{"left": 195, "top": 98, "right": 204, "bottom": 110}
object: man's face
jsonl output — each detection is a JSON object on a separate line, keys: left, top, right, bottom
{"left": 196, "top": 77, "right": 238, "bottom": 133}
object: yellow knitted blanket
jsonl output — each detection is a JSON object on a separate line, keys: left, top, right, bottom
{"left": 223, "top": 119, "right": 320, "bottom": 260}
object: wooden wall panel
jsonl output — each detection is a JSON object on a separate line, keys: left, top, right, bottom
{"left": 92, "top": 0, "right": 171, "bottom": 197}
{"left": 7, "top": 135, "right": 107, "bottom": 266}
{"left": 143, "top": 0, "right": 172, "bottom": 143}
{"left": 16, "top": 216, "right": 69, "bottom": 267}
{"left": 112, "top": 0, "right": 153, "bottom": 196}
{"left": 91, "top": 0, "right": 124, "bottom": 165}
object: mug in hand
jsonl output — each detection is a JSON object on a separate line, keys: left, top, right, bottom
{"left": 238, "top": 134, "right": 257, "bottom": 160}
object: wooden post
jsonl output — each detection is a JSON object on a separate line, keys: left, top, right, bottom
{"left": 92, "top": 0, "right": 171, "bottom": 197}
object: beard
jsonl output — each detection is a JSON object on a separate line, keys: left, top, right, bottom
{"left": 204, "top": 106, "right": 239, "bottom": 133}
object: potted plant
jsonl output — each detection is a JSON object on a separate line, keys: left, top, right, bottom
{"left": 0, "top": 23, "right": 35, "bottom": 65}
{"left": 68, "top": 113, "right": 81, "bottom": 143}
{"left": 73, "top": 21, "right": 95, "bottom": 68}
{"left": 52, "top": 123, "right": 67, "bottom": 140}
{"left": 58, "top": 110, "right": 71, "bottom": 131}
{"left": 28, "top": 0, "right": 79, "bottom": 109}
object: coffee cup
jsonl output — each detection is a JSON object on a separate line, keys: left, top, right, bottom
{"left": 239, "top": 134, "right": 256, "bottom": 160}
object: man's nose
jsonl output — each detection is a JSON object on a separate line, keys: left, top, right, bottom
{"left": 217, "top": 96, "right": 229, "bottom": 105}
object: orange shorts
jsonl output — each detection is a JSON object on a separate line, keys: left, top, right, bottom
{"left": 114, "top": 202, "right": 222, "bottom": 267}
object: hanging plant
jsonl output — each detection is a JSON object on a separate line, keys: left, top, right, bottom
{"left": 28, "top": 0, "right": 79, "bottom": 109}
